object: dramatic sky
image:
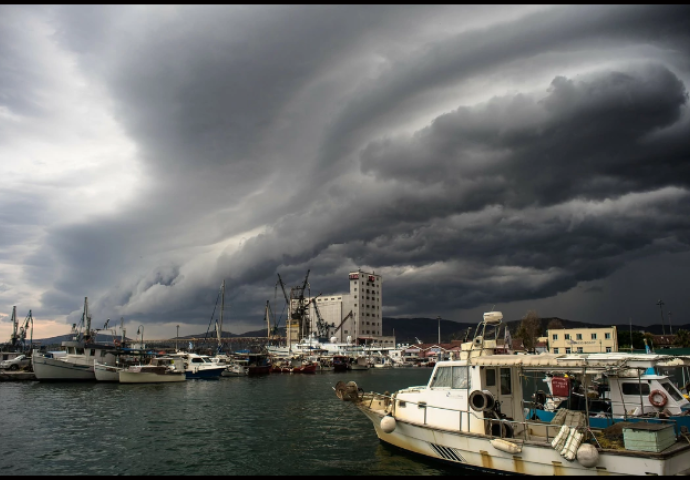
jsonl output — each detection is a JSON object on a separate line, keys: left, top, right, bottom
{"left": 2, "top": 5, "right": 690, "bottom": 340}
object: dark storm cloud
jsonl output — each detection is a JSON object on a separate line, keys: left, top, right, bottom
{"left": 4, "top": 5, "right": 690, "bottom": 333}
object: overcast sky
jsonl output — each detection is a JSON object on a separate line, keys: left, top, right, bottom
{"left": 2, "top": 5, "right": 690, "bottom": 340}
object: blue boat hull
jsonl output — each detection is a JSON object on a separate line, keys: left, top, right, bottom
{"left": 185, "top": 367, "right": 225, "bottom": 379}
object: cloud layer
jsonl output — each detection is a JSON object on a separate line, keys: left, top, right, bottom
{"left": 1, "top": 5, "right": 690, "bottom": 337}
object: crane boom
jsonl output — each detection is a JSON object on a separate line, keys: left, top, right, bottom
{"left": 276, "top": 273, "right": 290, "bottom": 307}
{"left": 333, "top": 310, "right": 353, "bottom": 335}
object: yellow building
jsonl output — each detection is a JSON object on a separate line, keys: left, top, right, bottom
{"left": 547, "top": 327, "right": 618, "bottom": 354}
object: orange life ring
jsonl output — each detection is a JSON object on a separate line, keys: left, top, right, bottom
{"left": 649, "top": 389, "right": 668, "bottom": 408}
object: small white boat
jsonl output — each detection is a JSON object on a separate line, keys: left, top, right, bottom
{"left": 211, "top": 355, "right": 249, "bottom": 377}
{"left": 118, "top": 357, "right": 186, "bottom": 384}
{"left": 349, "top": 355, "right": 371, "bottom": 370}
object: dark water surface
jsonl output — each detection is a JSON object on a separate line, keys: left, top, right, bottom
{"left": 1, "top": 368, "right": 479, "bottom": 476}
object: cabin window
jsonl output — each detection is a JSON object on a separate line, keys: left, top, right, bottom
{"left": 431, "top": 367, "right": 453, "bottom": 388}
{"left": 191, "top": 358, "right": 203, "bottom": 363}
{"left": 486, "top": 369, "right": 496, "bottom": 387}
{"left": 90, "top": 349, "right": 96, "bottom": 356}
{"left": 76, "top": 348, "right": 84, "bottom": 355}
{"left": 100, "top": 350, "right": 106, "bottom": 357}
{"left": 622, "top": 383, "right": 650, "bottom": 396}
{"left": 661, "top": 382, "right": 683, "bottom": 402}
{"left": 452, "top": 367, "right": 471, "bottom": 389}
{"left": 500, "top": 368, "right": 512, "bottom": 395}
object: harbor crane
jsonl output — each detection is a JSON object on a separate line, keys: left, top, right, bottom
{"left": 307, "top": 293, "right": 336, "bottom": 339}
{"left": 276, "top": 269, "right": 312, "bottom": 340}
{"left": 18, "top": 310, "right": 34, "bottom": 351}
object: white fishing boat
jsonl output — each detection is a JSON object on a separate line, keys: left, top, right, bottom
{"left": 33, "top": 297, "right": 120, "bottom": 381}
{"left": 118, "top": 357, "right": 186, "bottom": 384}
{"left": 336, "top": 311, "right": 690, "bottom": 476}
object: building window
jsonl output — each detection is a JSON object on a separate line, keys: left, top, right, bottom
{"left": 605, "top": 333, "right": 611, "bottom": 339}
{"left": 577, "top": 347, "right": 583, "bottom": 353}
{"left": 553, "top": 348, "right": 559, "bottom": 354}
{"left": 552, "top": 334, "right": 558, "bottom": 340}
{"left": 576, "top": 334, "right": 582, "bottom": 340}
{"left": 591, "top": 333, "right": 597, "bottom": 340}
{"left": 606, "top": 347, "right": 612, "bottom": 353}
{"left": 565, "top": 334, "right": 570, "bottom": 340}
{"left": 566, "top": 348, "right": 571, "bottom": 354}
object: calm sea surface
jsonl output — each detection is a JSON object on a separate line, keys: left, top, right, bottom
{"left": 1, "top": 368, "right": 483, "bottom": 476}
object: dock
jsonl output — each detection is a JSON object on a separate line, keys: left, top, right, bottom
{"left": 0, "top": 371, "right": 37, "bottom": 381}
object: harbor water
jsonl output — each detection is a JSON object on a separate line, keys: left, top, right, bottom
{"left": 0, "top": 368, "right": 480, "bottom": 476}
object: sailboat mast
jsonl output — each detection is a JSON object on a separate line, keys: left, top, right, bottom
{"left": 266, "top": 301, "right": 270, "bottom": 338}
{"left": 218, "top": 280, "right": 225, "bottom": 350}
{"left": 84, "top": 297, "right": 91, "bottom": 341}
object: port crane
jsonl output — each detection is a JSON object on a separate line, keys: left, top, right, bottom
{"left": 307, "top": 294, "right": 336, "bottom": 339}
{"left": 18, "top": 310, "right": 34, "bottom": 351}
{"left": 276, "top": 269, "right": 311, "bottom": 340}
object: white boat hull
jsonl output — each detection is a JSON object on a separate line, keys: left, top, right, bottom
{"left": 118, "top": 371, "right": 186, "bottom": 384}
{"left": 360, "top": 407, "right": 690, "bottom": 476}
{"left": 32, "top": 355, "right": 95, "bottom": 381}
{"left": 94, "top": 363, "right": 121, "bottom": 382}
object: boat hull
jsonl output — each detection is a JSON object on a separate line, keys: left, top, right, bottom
{"left": 32, "top": 355, "right": 95, "bottom": 381}
{"left": 119, "top": 371, "right": 186, "bottom": 383}
{"left": 247, "top": 366, "right": 271, "bottom": 376}
{"left": 359, "top": 406, "right": 690, "bottom": 476}
{"left": 185, "top": 367, "right": 226, "bottom": 379}
{"left": 94, "top": 363, "right": 121, "bottom": 382}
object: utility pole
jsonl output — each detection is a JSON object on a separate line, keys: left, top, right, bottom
{"left": 657, "top": 300, "right": 666, "bottom": 335}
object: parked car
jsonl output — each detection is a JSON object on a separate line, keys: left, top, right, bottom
{"left": 0, "top": 354, "right": 32, "bottom": 371}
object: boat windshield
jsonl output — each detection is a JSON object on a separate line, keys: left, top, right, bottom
{"left": 661, "top": 381, "right": 684, "bottom": 402}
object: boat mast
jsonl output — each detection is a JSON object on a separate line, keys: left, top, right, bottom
{"left": 84, "top": 297, "right": 91, "bottom": 343}
{"left": 266, "top": 300, "right": 271, "bottom": 338}
{"left": 218, "top": 280, "right": 225, "bottom": 352}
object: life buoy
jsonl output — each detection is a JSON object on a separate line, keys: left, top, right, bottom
{"left": 113, "top": 339, "right": 121, "bottom": 347}
{"left": 649, "top": 389, "right": 668, "bottom": 408}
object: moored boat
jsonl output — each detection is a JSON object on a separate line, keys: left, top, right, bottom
{"left": 118, "top": 357, "right": 186, "bottom": 384}
{"left": 335, "top": 311, "right": 690, "bottom": 476}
